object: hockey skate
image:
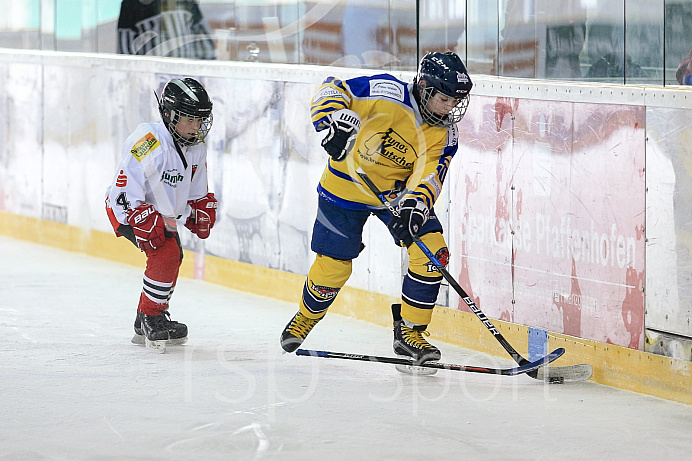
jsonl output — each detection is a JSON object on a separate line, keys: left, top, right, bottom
{"left": 132, "top": 310, "right": 188, "bottom": 353}
{"left": 392, "top": 303, "right": 440, "bottom": 375}
{"left": 280, "top": 311, "right": 321, "bottom": 353}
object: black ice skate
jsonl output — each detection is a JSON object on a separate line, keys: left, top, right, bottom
{"left": 392, "top": 303, "right": 440, "bottom": 375}
{"left": 132, "top": 310, "right": 188, "bottom": 352}
{"left": 280, "top": 311, "right": 321, "bottom": 353}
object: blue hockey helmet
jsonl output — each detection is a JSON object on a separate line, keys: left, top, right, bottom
{"left": 414, "top": 51, "right": 473, "bottom": 127}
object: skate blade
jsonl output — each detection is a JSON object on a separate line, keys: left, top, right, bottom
{"left": 145, "top": 338, "right": 167, "bottom": 353}
{"left": 394, "top": 356, "right": 438, "bottom": 376}
{"left": 131, "top": 334, "right": 188, "bottom": 347}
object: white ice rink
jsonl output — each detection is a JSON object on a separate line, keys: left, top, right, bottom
{"left": 1, "top": 236, "right": 691, "bottom": 460}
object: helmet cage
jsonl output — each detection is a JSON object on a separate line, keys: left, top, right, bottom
{"left": 167, "top": 110, "right": 213, "bottom": 147}
{"left": 416, "top": 82, "right": 470, "bottom": 128}
{"left": 158, "top": 78, "right": 213, "bottom": 147}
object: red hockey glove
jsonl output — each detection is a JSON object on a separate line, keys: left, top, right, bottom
{"left": 127, "top": 203, "right": 166, "bottom": 251}
{"left": 185, "top": 192, "right": 217, "bottom": 239}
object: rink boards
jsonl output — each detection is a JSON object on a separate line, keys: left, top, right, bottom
{"left": 0, "top": 49, "right": 690, "bottom": 405}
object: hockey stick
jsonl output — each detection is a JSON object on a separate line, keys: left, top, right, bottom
{"left": 296, "top": 347, "right": 564, "bottom": 376}
{"left": 355, "top": 168, "right": 592, "bottom": 383}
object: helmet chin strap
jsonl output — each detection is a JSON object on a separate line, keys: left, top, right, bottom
{"left": 171, "top": 136, "right": 188, "bottom": 170}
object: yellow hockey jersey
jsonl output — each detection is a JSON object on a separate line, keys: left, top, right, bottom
{"left": 310, "top": 74, "right": 459, "bottom": 210}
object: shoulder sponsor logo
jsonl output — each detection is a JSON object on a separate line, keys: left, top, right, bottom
{"left": 130, "top": 132, "right": 160, "bottom": 162}
{"left": 369, "top": 79, "right": 405, "bottom": 101}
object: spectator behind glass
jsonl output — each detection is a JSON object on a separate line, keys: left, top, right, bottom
{"left": 677, "top": 47, "right": 692, "bottom": 84}
{"left": 495, "top": 0, "right": 586, "bottom": 79}
{"left": 117, "top": 0, "right": 216, "bottom": 60}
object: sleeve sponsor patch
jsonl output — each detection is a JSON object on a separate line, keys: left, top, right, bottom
{"left": 130, "top": 132, "right": 160, "bottom": 162}
{"left": 446, "top": 124, "right": 459, "bottom": 147}
{"left": 115, "top": 170, "right": 127, "bottom": 187}
{"left": 424, "top": 172, "right": 443, "bottom": 197}
{"left": 313, "top": 86, "right": 350, "bottom": 104}
{"left": 369, "top": 79, "right": 405, "bottom": 101}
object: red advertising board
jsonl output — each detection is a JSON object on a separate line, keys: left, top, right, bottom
{"left": 449, "top": 95, "right": 646, "bottom": 349}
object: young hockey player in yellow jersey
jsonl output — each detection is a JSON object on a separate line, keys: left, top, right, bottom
{"left": 280, "top": 51, "right": 473, "bottom": 364}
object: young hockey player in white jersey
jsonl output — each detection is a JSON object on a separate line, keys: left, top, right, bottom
{"left": 280, "top": 51, "right": 473, "bottom": 365}
{"left": 105, "top": 77, "right": 217, "bottom": 351}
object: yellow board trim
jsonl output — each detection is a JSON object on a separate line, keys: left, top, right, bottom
{"left": 1, "top": 210, "right": 690, "bottom": 406}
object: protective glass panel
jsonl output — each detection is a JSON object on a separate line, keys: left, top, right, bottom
{"left": 389, "top": 0, "right": 417, "bottom": 70}
{"left": 625, "top": 0, "right": 664, "bottom": 85}
{"left": 199, "top": 0, "right": 236, "bottom": 60}
{"left": 419, "top": 0, "right": 466, "bottom": 60}
{"left": 331, "top": 0, "right": 392, "bottom": 68}
{"left": 55, "top": 0, "right": 98, "bottom": 52}
{"left": 115, "top": 0, "right": 219, "bottom": 59}
{"left": 8, "top": 3, "right": 692, "bottom": 86}
{"left": 0, "top": 0, "right": 41, "bottom": 50}
{"left": 298, "top": 0, "right": 343, "bottom": 66}
{"left": 584, "top": 0, "right": 625, "bottom": 82}
{"left": 496, "top": 0, "right": 587, "bottom": 79}
{"left": 224, "top": 0, "right": 301, "bottom": 63}
{"left": 466, "top": 0, "right": 498, "bottom": 75}
{"left": 665, "top": 0, "right": 692, "bottom": 85}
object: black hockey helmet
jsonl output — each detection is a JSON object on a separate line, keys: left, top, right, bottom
{"left": 158, "top": 78, "right": 213, "bottom": 146}
{"left": 414, "top": 51, "right": 473, "bottom": 127}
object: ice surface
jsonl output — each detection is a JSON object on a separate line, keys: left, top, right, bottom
{"left": 1, "top": 236, "right": 690, "bottom": 460}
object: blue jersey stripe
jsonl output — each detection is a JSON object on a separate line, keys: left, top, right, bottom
{"left": 327, "top": 161, "right": 358, "bottom": 182}
{"left": 318, "top": 184, "right": 377, "bottom": 211}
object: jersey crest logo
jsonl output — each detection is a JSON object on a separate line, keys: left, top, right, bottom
{"left": 130, "top": 132, "right": 160, "bottom": 162}
{"left": 362, "top": 129, "right": 417, "bottom": 169}
{"left": 161, "top": 169, "right": 184, "bottom": 187}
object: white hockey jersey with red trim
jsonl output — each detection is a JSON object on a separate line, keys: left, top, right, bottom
{"left": 105, "top": 121, "right": 209, "bottom": 225}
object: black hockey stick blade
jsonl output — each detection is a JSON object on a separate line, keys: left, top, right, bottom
{"left": 296, "top": 347, "right": 565, "bottom": 376}
{"left": 535, "top": 363, "right": 594, "bottom": 383}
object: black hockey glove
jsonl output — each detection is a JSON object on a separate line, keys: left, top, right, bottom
{"left": 387, "top": 198, "right": 429, "bottom": 247}
{"left": 321, "top": 109, "right": 361, "bottom": 161}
